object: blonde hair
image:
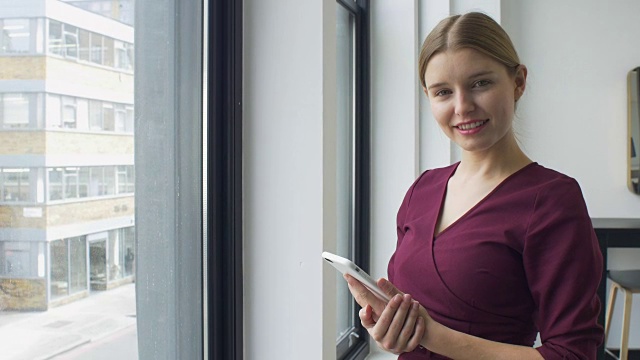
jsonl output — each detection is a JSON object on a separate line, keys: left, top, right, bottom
{"left": 418, "top": 12, "right": 520, "bottom": 89}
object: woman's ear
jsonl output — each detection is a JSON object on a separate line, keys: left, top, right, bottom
{"left": 514, "top": 64, "right": 527, "bottom": 102}
{"left": 422, "top": 86, "right": 429, "bottom": 98}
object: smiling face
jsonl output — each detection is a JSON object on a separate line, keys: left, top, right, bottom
{"left": 424, "top": 48, "right": 526, "bottom": 155}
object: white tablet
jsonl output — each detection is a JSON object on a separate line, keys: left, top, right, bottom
{"left": 322, "top": 251, "right": 391, "bottom": 302}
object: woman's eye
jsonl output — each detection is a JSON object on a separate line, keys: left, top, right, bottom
{"left": 434, "top": 89, "right": 452, "bottom": 97}
{"left": 473, "top": 80, "right": 491, "bottom": 88}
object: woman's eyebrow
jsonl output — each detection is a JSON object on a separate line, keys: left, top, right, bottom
{"left": 468, "top": 70, "right": 494, "bottom": 79}
{"left": 426, "top": 81, "right": 447, "bottom": 90}
{"left": 427, "top": 70, "right": 496, "bottom": 90}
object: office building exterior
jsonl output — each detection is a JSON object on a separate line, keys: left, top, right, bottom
{"left": 0, "top": 0, "right": 135, "bottom": 310}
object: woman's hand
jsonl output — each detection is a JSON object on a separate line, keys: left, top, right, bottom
{"left": 344, "top": 275, "right": 426, "bottom": 354}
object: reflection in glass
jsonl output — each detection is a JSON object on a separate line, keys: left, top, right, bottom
{"left": 628, "top": 68, "right": 639, "bottom": 194}
{"left": 336, "top": 2, "right": 355, "bottom": 350}
{"left": 0, "top": 1, "right": 137, "bottom": 358}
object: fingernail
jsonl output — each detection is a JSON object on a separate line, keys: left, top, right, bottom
{"left": 412, "top": 302, "right": 419, "bottom": 310}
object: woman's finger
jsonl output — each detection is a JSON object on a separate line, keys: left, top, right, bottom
{"left": 344, "top": 274, "right": 386, "bottom": 315}
{"left": 405, "top": 315, "right": 425, "bottom": 351}
{"left": 369, "top": 293, "right": 408, "bottom": 345}
{"left": 359, "top": 305, "right": 376, "bottom": 329}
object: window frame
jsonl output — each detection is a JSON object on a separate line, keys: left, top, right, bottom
{"left": 206, "top": 0, "right": 243, "bottom": 358}
{"left": 336, "top": 0, "right": 371, "bottom": 359}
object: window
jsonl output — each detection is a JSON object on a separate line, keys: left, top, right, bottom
{"left": 90, "top": 32, "right": 103, "bottom": 64}
{"left": 335, "top": 1, "right": 370, "bottom": 359}
{"left": 48, "top": 20, "right": 63, "bottom": 55}
{"left": 0, "top": 0, "right": 238, "bottom": 358}
{"left": 1, "top": 19, "right": 31, "bottom": 54}
{"left": 1, "top": 93, "right": 31, "bottom": 128}
{"left": 63, "top": 24, "right": 78, "bottom": 58}
{"left": 0, "top": 168, "right": 32, "bottom": 202}
{"left": 78, "top": 28, "right": 91, "bottom": 61}
{"left": 61, "top": 96, "right": 77, "bottom": 128}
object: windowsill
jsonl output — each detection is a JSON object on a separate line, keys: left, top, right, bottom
{"left": 365, "top": 350, "right": 396, "bottom": 360}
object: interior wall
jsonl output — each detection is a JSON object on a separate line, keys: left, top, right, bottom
{"left": 243, "top": 0, "right": 337, "bottom": 359}
{"left": 500, "top": 0, "right": 640, "bottom": 349}
{"left": 501, "top": 0, "right": 640, "bottom": 218}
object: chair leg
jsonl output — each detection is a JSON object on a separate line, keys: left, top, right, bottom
{"left": 619, "top": 289, "right": 633, "bottom": 360}
{"left": 605, "top": 283, "right": 619, "bottom": 346}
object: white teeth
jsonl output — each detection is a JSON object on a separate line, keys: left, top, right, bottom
{"left": 458, "top": 120, "right": 486, "bottom": 130}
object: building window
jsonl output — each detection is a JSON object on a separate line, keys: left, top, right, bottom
{"left": 48, "top": 20, "right": 63, "bottom": 56}
{"left": 62, "top": 96, "right": 77, "bottom": 128}
{"left": 78, "top": 28, "right": 91, "bottom": 61}
{"left": 90, "top": 32, "right": 103, "bottom": 64}
{"left": 45, "top": 166, "right": 132, "bottom": 202}
{"left": 63, "top": 24, "right": 79, "bottom": 58}
{"left": 63, "top": 167, "right": 79, "bottom": 199}
{"left": 0, "top": 241, "right": 44, "bottom": 278}
{"left": 0, "top": 168, "right": 32, "bottom": 202}
{"left": 0, "top": 93, "right": 31, "bottom": 129}
{"left": 1, "top": 18, "right": 31, "bottom": 54}
{"left": 69, "top": 236, "right": 87, "bottom": 294}
{"left": 50, "top": 239, "right": 69, "bottom": 299}
{"left": 116, "top": 165, "right": 134, "bottom": 194}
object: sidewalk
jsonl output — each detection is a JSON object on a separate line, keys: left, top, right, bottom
{"left": 0, "top": 283, "right": 137, "bottom": 360}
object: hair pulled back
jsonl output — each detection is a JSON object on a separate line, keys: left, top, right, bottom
{"left": 418, "top": 12, "right": 520, "bottom": 89}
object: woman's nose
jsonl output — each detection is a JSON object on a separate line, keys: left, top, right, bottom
{"left": 454, "top": 91, "right": 475, "bottom": 116}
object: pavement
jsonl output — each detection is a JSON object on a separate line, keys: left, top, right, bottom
{"left": 0, "top": 283, "right": 137, "bottom": 360}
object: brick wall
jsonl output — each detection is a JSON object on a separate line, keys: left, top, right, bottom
{"left": 0, "top": 57, "right": 46, "bottom": 80}
{"left": 0, "top": 278, "right": 47, "bottom": 311}
{"left": 0, "top": 131, "right": 133, "bottom": 155}
{"left": 0, "top": 196, "right": 133, "bottom": 228}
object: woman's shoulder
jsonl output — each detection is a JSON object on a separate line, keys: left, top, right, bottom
{"left": 523, "top": 162, "right": 581, "bottom": 189}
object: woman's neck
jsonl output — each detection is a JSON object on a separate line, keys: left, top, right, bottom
{"left": 456, "top": 134, "right": 532, "bottom": 181}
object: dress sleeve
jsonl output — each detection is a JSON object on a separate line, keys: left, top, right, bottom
{"left": 388, "top": 172, "right": 425, "bottom": 283}
{"left": 524, "top": 177, "right": 604, "bottom": 359}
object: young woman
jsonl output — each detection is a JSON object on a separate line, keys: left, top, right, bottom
{"left": 345, "top": 12, "right": 603, "bottom": 359}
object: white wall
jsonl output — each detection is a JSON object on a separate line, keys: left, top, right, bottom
{"left": 244, "top": 0, "right": 337, "bottom": 359}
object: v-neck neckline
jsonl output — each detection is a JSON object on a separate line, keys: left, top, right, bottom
{"left": 433, "top": 161, "right": 537, "bottom": 239}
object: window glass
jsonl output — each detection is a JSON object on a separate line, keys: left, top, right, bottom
{"left": 108, "top": 230, "right": 122, "bottom": 281}
{"left": 78, "top": 29, "right": 91, "bottom": 61}
{"left": 63, "top": 24, "right": 78, "bottom": 58}
{"left": 89, "top": 99, "right": 103, "bottom": 130}
{"left": 2, "top": 19, "right": 31, "bottom": 53}
{"left": 90, "top": 33, "right": 103, "bottom": 64}
{"left": 89, "top": 238, "right": 107, "bottom": 288}
{"left": 69, "top": 236, "right": 87, "bottom": 294}
{"left": 336, "top": 2, "right": 356, "bottom": 349}
{"left": 1, "top": 93, "right": 30, "bottom": 128}
{"left": 103, "top": 103, "right": 114, "bottom": 131}
{"left": 1, "top": 241, "right": 31, "bottom": 276}
{"left": 63, "top": 167, "right": 79, "bottom": 199}
{"left": 103, "top": 36, "right": 114, "bottom": 67}
{"left": 62, "top": 96, "right": 77, "bottom": 128}
{"left": 1, "top": 168, "right": 31, "bottom": 202}
{"left": 47, "top": 168, "right": 63, "bottom": 201}
{"left": 48, "top": 19, "right": 63, "bottom": 55}
{"left": 50, "top": 239, "right": 69, "bottom": 299}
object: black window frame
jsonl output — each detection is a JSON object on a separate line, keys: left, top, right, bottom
{"left": 336, "top": 0, "right": 371, "bottom": 359}
{"left": 207, "top": 0, "right": 243, "bottom": 359}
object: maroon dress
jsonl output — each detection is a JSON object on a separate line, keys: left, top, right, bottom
{"left": 389, "top": 162, "right": 603, "bottom": 359}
